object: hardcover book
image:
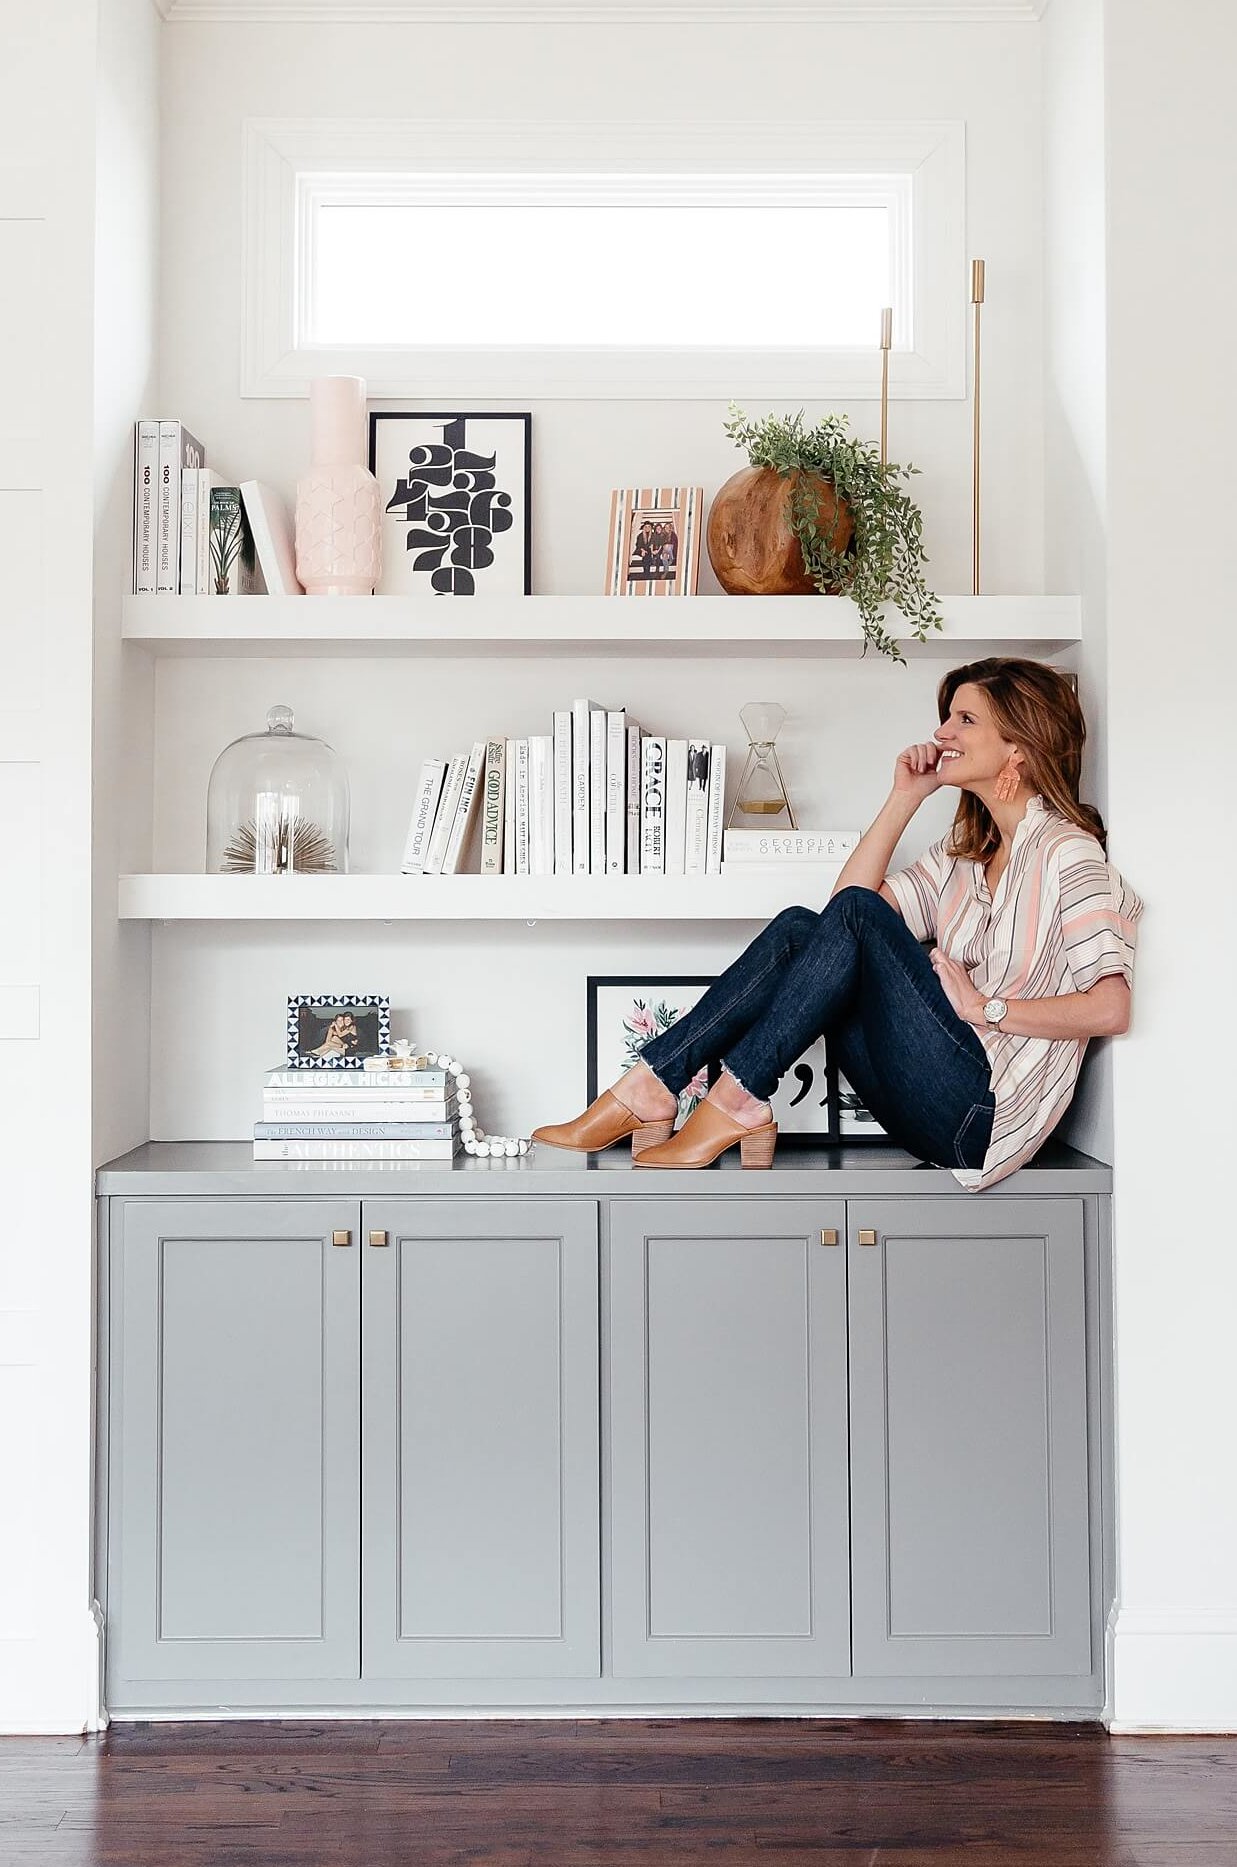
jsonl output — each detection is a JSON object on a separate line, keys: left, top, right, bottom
{"left": 503, "top": 737, "right": 518, "bottom": 874}
{"left": 253, "top": 1137, "right": 460, "bottom": 1160}
{"left": 479, "top": 738, "right": 506, "bottom": 875}
{"left": 640, "top": 735, "right": 667, "bottom": 874}
{"left": 705, "top": 743, "right": 727, "bottom": 874}
{"left": 513, "top": 737, "right": 531, "bottom": 876}
{"left": 589, "top": 704, "right": 608, "bottom": 876}
{"left": 570, "top": 698, "right": 601, "bottom": 876}
{"left": 605, "top": 709, "right": 628, "bottom": 874}
{"left": 552, "top": 710, "right": 573, "bottom": 876}
{"left": 133, "top": 421, "right": 160, "bottom": 593}
{"left": 421, "top": 752, "right": 468, "bottom": 875}
{"left": 208, "top": 486, "right": 259, "bottom": 596}
{"left": 261, "top": 1099, "right": 456, "bottom": 1123}
{"left": 625, "top": 721, "right": 643, "bottom": 875}
{"left": 723, "top": 829, "right": 862, "bottom": 862}
{"left": 157, "top": 420, "right": 205, "bottom": 594}
{"left": 401, "top": 758, "right": 448, "bottom": 874}
{"left": 683, "top": 739, "right": 711, "bottom": 875}
{"left": 240, "top": 480, "right": 303, "bottom": 595}
{"left": 664, "top": 738, "right": 688, "bottom": 877}
{"left": 442, "top": 740, "right": 487, "bottom": 875}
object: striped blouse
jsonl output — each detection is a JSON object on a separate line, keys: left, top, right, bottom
{"left": 883, "top": 794, "right": 1143, "bottom": 1191}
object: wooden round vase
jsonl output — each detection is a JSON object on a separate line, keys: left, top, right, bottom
{"left": 706, "top": 466, "right": 854, "bottom": 596}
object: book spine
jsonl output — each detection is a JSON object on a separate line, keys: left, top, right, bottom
{"left": 589, "top": 705, "right": 607, "bottom": 876}
{"left": 421, "top": 752, "right": 468, "bottom": 875}
{"left": 640, "top": 735, "right": 666, "bottom": 874}
{"left": 531, "top": 733, "right": 554, "bottom": 876}
{"left": 503, "top": 737, "right": 518, "bottom": 874}
{"left": 684, "top": 739, "right": 711, "bottom": 875}
{"left": 155, "top": 421, "right": 179, "bottom": 593}
{"left": 570, "top": 699, "right": 595, "bottom": 876}
{"left": 664, "top": 738, "right": 688, "bottom": 876}
{"left": 133, "top": 421, "right": 159, "bottom": 592}
{"left": 255, "top": 1121, "right": 456, "bottom": 1140}
{"left": 253, "top": 1138, "right": 460, "bottom": 1160}
{"left": 178, "top": 466, "right": 199, "bottom": 595}
{"left": 401, "top": 758, "right": 448, "bottom": 874}
{"left": 605, "top": 708, "right": 627, "bottom": 874}
{"left": 262, "top": 1100, "right": 455, "bottom": 1123}
{"left": 552, "top": 710, "right": 572, "bottom": 877}
{"left": 526, "top": 734, "right": 545, "bottom": 875}
{"left": 208, "top": 486, "right": 248, "bottom": 597}
{"left": 196, "top": 470, "right": 219, "bottom": 595}
{"left": 514, "top": 738, "right": 531, "bottom": 876}
{"left": 722, "top": 830, "right": 862, "bottom": 861}
{"left": 266, "top": 1068, "right": 447, "bottom": 1089}
{"left": 625, "top": 721, "right": 643, "bottom": 876}
{"left": 479, "top": 738, "right": 506, "bottom": 875}
{"left": 705, "top": 743, "right": 726, "bottom": 874}
{"left": 442, "top": 740, "right": 487, "bottom": 875}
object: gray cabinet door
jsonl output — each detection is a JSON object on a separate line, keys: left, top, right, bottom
{"left": 107, "top": 1198, "right": 360, "bottom": 1689}
{"left": 848, "top": 1197, "right": 1091, "bottom": 1677}
{"left": 362, "top": 1198, "right": 600, "bottom": 1680}
{"left": 609, "top": 1198, "right": 850, "bottom": 1679}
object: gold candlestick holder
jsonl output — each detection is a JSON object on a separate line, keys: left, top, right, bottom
{"left": 879, "top": 306, "right": 893, "bottom": 466}
{"left": 971, "top": 258, "right": 985, "bottom": 596}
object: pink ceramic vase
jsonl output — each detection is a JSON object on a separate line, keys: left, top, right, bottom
{"left": 294, "top": 376, "right": 382, "bottom": 596}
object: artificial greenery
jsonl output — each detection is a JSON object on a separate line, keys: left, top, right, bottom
{"left": 723, "top": 403, "right": 942, "bottom": 662}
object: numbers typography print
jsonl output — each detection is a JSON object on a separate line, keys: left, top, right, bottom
{"left": 370, "top": 412, "right": 532, "bottom": 597}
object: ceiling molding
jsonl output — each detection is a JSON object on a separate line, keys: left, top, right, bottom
{"left": 157, "top": 1, "right": 1050, "bottom": 24}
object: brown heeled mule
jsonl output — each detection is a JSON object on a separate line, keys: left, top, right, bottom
{"left": 632, "top": 1097, "right": 778, "bottom": 1169}
{"left": 531, "top": 1089, "right": 676, "bottom": 1159}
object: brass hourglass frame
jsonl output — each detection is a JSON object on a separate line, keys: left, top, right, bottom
{"left": 726, "top": 703, "right": 798, "bottom": 830}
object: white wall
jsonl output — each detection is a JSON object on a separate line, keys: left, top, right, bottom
{"left": 1104, "top": 0, "right": 1237, "bottom": 1730}
{"left": 148, "top": 13, "right": 1057, "bottom": 1140}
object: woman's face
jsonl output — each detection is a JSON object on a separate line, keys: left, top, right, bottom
{"left": 933, "top": 682, "right": 1021, "bottom": 792}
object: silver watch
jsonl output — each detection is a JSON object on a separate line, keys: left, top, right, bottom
{"left": 983, "top": 997, "right": 1009, "bottom": 1029}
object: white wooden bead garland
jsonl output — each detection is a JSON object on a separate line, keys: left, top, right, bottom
{"left": 367, "top": 1041, "right": 531, "bottom": 1158}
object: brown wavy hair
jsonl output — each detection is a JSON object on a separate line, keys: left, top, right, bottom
{"left": 938, "top": 658, "right": 1107, "bottom": 858}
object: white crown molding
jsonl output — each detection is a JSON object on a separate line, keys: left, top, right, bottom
{"left": 157, "top": 1, "right": 1050, "bottom": 24}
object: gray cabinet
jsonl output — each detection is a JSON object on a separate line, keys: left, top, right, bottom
{"left": 361, "top": 1198, "right": 601, "bottom": 1681}
{"left": 106, "top": 1199, "right": 361, "bottom": 1690}
{"left": 608, "top": 1198, "right": 851, "bottom": 1678}
{"left": 847, "top": 1197, "right": 1092, "bottom": 1678}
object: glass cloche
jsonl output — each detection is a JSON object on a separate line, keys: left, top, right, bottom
{"left": 205, "top": 705, "right": 350, "bottom": 874}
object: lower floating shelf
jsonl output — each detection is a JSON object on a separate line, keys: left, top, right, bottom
{"left": 118, "top": 871, "right": 843, "bottom": 922}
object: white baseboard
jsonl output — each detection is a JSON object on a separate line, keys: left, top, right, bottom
{"left": 1110, "top": 1607, "right": 1237, "bottom": 1731}
{"left": 0, "top": 1606, "right": 104, "bottom": 1734}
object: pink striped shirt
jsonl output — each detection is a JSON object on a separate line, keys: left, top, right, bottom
{"left": 883, "top": 794, "right": 1142, "bottom": 1190}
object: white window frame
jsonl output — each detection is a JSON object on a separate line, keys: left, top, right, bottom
{"left": 242, "top": 118, "right": 965, "bottom": 400}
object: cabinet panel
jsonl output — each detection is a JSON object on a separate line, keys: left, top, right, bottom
{"left": 848, "top": 1197, "right": 1091, "bottom": 1677}
{"left": 362, "top": 1198, "right": 600, "bottom": 1680}
{"left": 107, "top": 1199, "right": 360, "bottom": 1688}
{"left": 609, "top": 1198, "right": 850, "bottom": 1679}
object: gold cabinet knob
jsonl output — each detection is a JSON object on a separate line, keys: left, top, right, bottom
{"left": 331, "top": 1230, "right": 352, "bottom": 1248}
{"left": 857, "top": 1229, "right": 878, "bottom": 1246}
{"left": 820, "top": 1228, "right": 839, "bottom": 1247}
{"left": 368, "top": 1229, "right": 389, "bottom": 1248}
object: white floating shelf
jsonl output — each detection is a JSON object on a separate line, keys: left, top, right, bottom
{"left": 121, "top": 593, "right": 1081, "bottom": 658}
{"left": 118, "top": 870, "right": 844, "bottom": 922}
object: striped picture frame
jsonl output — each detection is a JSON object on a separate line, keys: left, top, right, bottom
{"left": 605, "top": 486, "right": 703, "bottom": 597}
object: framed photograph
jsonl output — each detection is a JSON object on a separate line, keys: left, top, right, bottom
{"left": 286, "top": 994, "right": 391, "bottom": 1069}
{"left": 837, "top": 1071, "right": 888, "bottom": 1140}
{"left": 369, "top": 412, "right": 532, "bottom": 597}
{"left": 585, "top": 975, "right": 839, "bottom": 1138}
{"left": 605, "top": 486, "right": 703, "bottom": 597}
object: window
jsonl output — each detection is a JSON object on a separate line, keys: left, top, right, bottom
{"left": 244, "top": 120, "right": 964, "bottom": 399}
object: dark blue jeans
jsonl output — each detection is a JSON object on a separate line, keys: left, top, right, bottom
{"left": 639, "top": 886, "right": 996, "bottom": 1171}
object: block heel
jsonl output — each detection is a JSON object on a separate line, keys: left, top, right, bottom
{"left": 739, "top": 1123, "right": 778, "bottom": 1169}
{"left": 630, "top": 1119, "right": 676, "bottom": 1160}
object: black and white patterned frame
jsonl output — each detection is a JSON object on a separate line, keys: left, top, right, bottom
{"left": 285, "top": 994, "right": 391, "bottom": 1069}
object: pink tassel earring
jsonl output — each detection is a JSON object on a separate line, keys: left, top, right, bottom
{"left": 994, "top": 757, "right": 1020, "bottom": 802}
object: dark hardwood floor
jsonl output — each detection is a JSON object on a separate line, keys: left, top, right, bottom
{"left": 2, "top": 1717, "right": 1236, "bottom": 1866}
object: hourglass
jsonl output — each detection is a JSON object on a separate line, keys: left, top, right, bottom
{"left": 727, "top": 701, "right": 798, "bottom": 830}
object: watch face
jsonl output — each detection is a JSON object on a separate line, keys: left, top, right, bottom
{"left": 985, "top": 998, "right": 1008, "bottom": 1024}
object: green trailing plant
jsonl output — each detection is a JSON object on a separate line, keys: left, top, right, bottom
{"left": 724, "top": 403, "right": 942, "bottom": 663}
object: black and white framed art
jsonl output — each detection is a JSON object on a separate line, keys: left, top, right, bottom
{"left": 286, "top": 994, "right": 391, "bottom": 1069}
{"left": 369, "top": 411, "right": 532, "bottom": 597}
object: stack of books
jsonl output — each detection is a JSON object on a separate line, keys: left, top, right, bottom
{"left": 253, "top": 1064, "right": 460, "bottom": 1160}
{"left": 403, "top": 705, "right": 727, "bottom": 878}
{"left": 721, "top": 828, "right": 862, "bottom": 871}
{"left": 132, "top": 418, "right": 300, "bottom": 596}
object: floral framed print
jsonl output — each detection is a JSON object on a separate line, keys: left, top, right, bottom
{"left": 369, "top": 412, "right": 532, "bottom": 597}
{"left": 286, "top": 993, "right": 391, "bottom": 1069}
{"left": 605, "top": 486, "right": 703, "bottom": 597}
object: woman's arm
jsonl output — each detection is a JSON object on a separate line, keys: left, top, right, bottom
{"left": 931, "top": 952, "right": 1132, "bottom": 1039}
{"left": 830, "top": 742, "right": 945, "bottom": 900}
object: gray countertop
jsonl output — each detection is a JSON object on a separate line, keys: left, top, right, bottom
{"left": 96, "top": 1138, "right": 1113, "bottom": 1197}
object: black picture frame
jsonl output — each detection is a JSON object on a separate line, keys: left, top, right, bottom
{"left": 369, "top": 410, "right": 532, "bottom": 598}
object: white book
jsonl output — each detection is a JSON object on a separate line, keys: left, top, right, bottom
{"left": 684, "top": 739, "right": 711, "bottom": 875}
{"left": 422, "top": 752, "right": 468, "bottom": 875}
{"left": 514, "top": 737, "right": 531, "bottom": 876}
{"left": 262, "top": 1099, "right": 456, "bottom": 1123}
{"left": 705, "top": 743, "right": 727, "bottom": 874}
{"left": 552, "top": 709, "right": 573, "bottom": 877}
{"left": 401, "top": 757, "right": 448, "bottom": 874}
{"left": 640, "top": 735, "right": 667, "bottom": 874}
{"left": 589, "top": 705, "right": 608, "bottom": 876}
{"left": 156, "top": 420, "right": 205, "bottom": 593}
{"left": 133, "top": 420, "right": 160, "bottom": 592}
{"left": 664, "top": 738, "right": 688, "bottom": 877}
{"left": 253, "top": 1137, "right": 459, "bottom": 1161}
{"left": 723, "top": 828, "right": 862, "bottom": 862}
{"left": 503, "top": 737, "right": 518, "bottom": 874}
{"left": 240, "top": 480, "right": 302, "bottom": 595}
{"left": 479, "top": 738, "right": 506, "bottom": 875}
{"left": 626, "top": 721, "right": 643, "bottom": 876}
{"left": 442, "top": 740, "right": 487, "bottom": 875}
{"left": 195, "top": 469, "right": 224, "bottom": 596}
{"left": 528, "top": 733, "right": 553, "bottom": 875}
{"left": 605, "top": 708, "right": 627, "bottom": 874}
{"left": 178, "top": 466, "right": 201, "bottom": 594}
{"left": 570, "top": 698, "right": 600, "bottom": 876}
{"left": 265, "top": 1067, "right": 447, "bottom": 1089}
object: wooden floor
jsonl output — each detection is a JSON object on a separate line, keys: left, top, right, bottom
{"left": 2, "top": 1717, "right": 1237, "bottom": 1866}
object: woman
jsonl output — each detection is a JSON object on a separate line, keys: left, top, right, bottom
{"left": 533, "top": 658, "right": 1142, "bottom": 1190}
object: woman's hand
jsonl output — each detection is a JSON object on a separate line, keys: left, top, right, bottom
{"left": 930, "top": 948, "right": 986, "bottom": 1026}
{"left": 893, "top": 741, "right": 945, "bottom": 804}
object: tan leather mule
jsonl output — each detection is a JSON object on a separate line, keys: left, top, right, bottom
{"left": 632, "top": 1098, "right": 778, "bottom": 1169}
{"left": 531, "top": 1089, "right": 676, "bottom": 1159}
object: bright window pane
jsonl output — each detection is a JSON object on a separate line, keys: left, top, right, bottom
{"left": 309, "top": 195, "right": 894, "bottom": 349}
